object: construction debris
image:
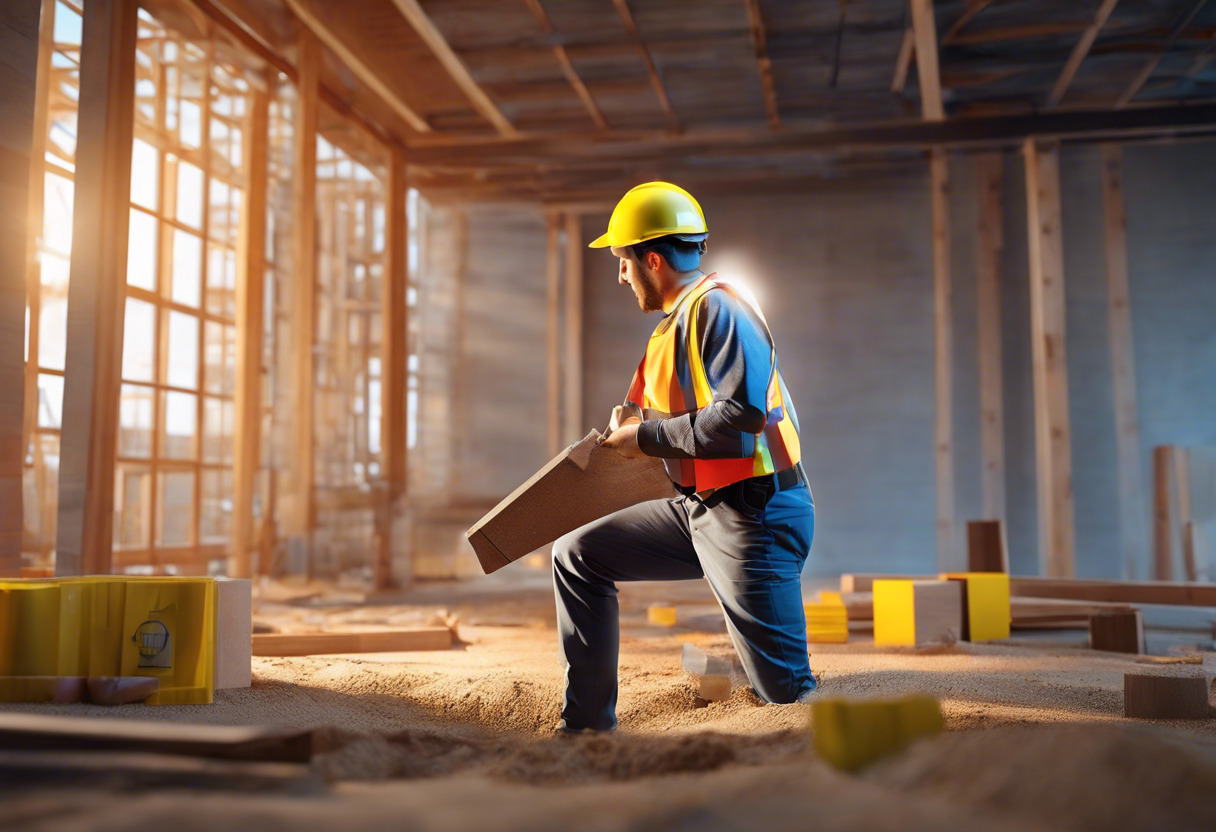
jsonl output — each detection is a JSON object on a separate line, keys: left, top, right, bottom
{"left": 1124, "top": 672, "right": 1214, "bottom": 719}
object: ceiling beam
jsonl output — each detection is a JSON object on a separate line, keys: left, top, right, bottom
{"left": 1116, "top": 0, "right": 1213, "bottom": 107}
{"left": 909, "top": 0, "right": 944, "bottom": 120}
{"left": 1047, "top": 0, "right": 1121, "bottom": 107}
{"left": 387, "top": 0, "right": 517, "bottom": 135}
{"left": 743, "top": 0, "right": 780, "bottom": 128}
{"left": 611, "top": 0, "right": 681, "bottom": 132}
{"left": 893, "top": 0, "right": 994, "bottom": 95}
{"left": 521, "top": 0, "right": 608, "bottom": 129}
{"left": 280, "top": 0, "right": 431, "bottom": 133}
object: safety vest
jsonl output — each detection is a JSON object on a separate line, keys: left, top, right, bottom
{"left": 625, "top": 274, "right": 802, "bottom": 492}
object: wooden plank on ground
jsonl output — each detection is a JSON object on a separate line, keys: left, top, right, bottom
{"left": 975, "top": 152, "right": 1005, "bottom": 523}
{"left": 843, "top": 590, "right": 1135, "bottom": 623}
{"left": 0, "top": 750, "right": 320, "bottom": 792}
{"left": 843, "top": 572, "right": 1216, "bottom": 606}
{"left": 252, "top": 628, "right": 452, "bottom": 656}
{"left": 0, "top": 712, "right": 313, "bottom": 762}
{"left": 930, "top": 149, "right": 955, "bottom": 571}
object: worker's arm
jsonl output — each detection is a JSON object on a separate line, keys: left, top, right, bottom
{"left": 635, "top": 289, "right": 772, "bottom": 460}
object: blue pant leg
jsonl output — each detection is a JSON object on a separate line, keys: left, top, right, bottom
{"left": 551, "top": 497, "right": 703, "bottom": 731}
{"left": 689, "top": 484, "right": 816, "bottom": 704}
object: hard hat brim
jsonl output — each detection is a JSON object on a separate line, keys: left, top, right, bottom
{"left": 588, "top": 232, "right": 612, "bottom": 249}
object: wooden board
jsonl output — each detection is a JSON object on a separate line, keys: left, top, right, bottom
{"left": 251, "top": 628, "right": 452, "bottom": 656}
{"left": 1124, "top": 673, "right": 1213, "bottom": 719}
{"left": 0, "top": 750, "right": 319, "bottom": 792}
{"left": 1090, "top": 610, "right": 1144, "bottom": 654}
{"left": 466, "top": 430, "right": 677, "bottom": 574}
{"left": 843, "top": 573, "right": 1216, "bottom": 607}
{"left": 974, "top": 153, "right": 1006, "bottom": 524}
{"left": 843, "top": 590, "right": 1135, "bottom": 624}
{"left": 930, "top": 149, "right": 955, "bottom": 572}
{"left": 0, "top": 712, "right": 313, "bottom": 762}
{"left": 967, "top": 519, "right": 1008, "bottom": 573}
{"left": 215, "top": 578, "right": 252, "bottom": 689}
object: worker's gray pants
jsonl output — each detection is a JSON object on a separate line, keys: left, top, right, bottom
{"left": 552, "top": 482, "right": 815, "bottom": 731}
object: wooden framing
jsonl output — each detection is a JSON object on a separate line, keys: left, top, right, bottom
{"left": 545, "top": 212, "right": 562, "bottom": 456}
{"left": 930, "top": 149, "right": 954, "bottom": 571}
{"left": 1022, "top": 138, "right": 1076, "bottom": 578}
{"left": 1100, "top": 144, "right": 1145, "bottom": 580}
{"left": 975, "top": 152, "right": 1005, "bottom": 523}
{"left": 610, "top": 0, "right": 681, "bottom": 133}
{"left": 743, "top": 0, "right": 780, "bottom": 129}
{"left": 520, "top": 0, "right": 607, "bottom": 130}
{"left": 893, "top": 0, "right": 996, "bottom": 95}
{"left": 1174, "top": 450, "right": 1196, "bottom": 581}
{"left": 562, "top": 213, "right": 584, "bottom": 446}
{"left": 1047, "top": 0, "right": 1120, "bottom": 107}
{"left": 56, "top": 0, "right": 139, "bottom": 575}
{"left": 1116, "top": 0, "right": 1213, "bottom": 107}
{"left": 231, "top": 89, "right": 270, "bottom": 578}
{"left": 1153, "top": 445, "right": 1174, "bottom": 580}
{"left": 0, "top": 0, "right": 41, "bottom": 573}
{"left": 387, "top": 0, "right": 516, "bottom": 136}
{"left": 910, "top": 0, "right": 945, "bottom": 120}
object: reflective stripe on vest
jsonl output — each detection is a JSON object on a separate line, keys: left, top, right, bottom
{"left": 626, "top": 275, "right": 802, "bottom": 492}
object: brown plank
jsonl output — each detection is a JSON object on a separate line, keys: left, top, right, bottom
{"left": 1176, "top": 448, "right": 1197, "bottom": 581}
{"left": 930, "top": 149, "right": 954, "bottom": 570}
{"left": 562, "top": 213, "right": 584, "bottom": 446}
{"left": 1023, "top": 139, "right": 1076, "bottom": 577}
{"left": 545, "top": 212, "right": 562, "bottom": 457}
{"left": 1089, "top": 609, "right": 1144, "bottom": 653}
{"left": 1153, "top": 445, "right": 1174, "bottom": 580}
{"left": 909, "top": 0, "right": 944, "bottom": 120}
{"left": 1047, "top": 0, "right": 1121, "bottom": 107}
{"left": 1124, "top": 673, "right": 1213, "bottom": 719}
{"left": 967, "top": 519, "right": 1008, "bottom": 572}
{"left": 975, "top": 152, "right": 1005, "bottom": 522}
{"left": 231, "top": 88, "right": 269, "bottom": 579}
{"left": 56, "top": 0, "right": 139, "bottom": 576}
{"left": 1101, "top": 145, "right": 1146, "bottom": 580}
{"left": 251, "top": 628, "right": 452, "bottom": 656}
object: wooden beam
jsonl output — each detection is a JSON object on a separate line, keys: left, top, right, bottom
{"left": 948, "top": 21, "right": 1093, "bottom": 46}
{"left": 1023, "top": 138, "right": 1076, "bottom": 578}
{"left": 930, "top": 149, "right": 954, "bottom": 571}
{"left": 892, "top": 28, "right": 915, "bottom": 94}
{"left": 56, "top": 0, "right": 139, "bottom": 576}
{"left": 843, "top": 572, "right": 1216, "bottom": 606}
{"left": 287, "top": 29, "right": 319, "bottom": 540}
{"left": 909, "top": 0, "right": 945, "bottom": 120}
{"left": 0, "top": 0, "right": 41, "bottom": 573}
{"left": 1152, "top": 445, "right": 1174, "bottom": 580}
{"left": 562, "top": 213, "right": 583, "bottom": 446}
{"left": 1047, "top": 0, "right": 1121, "bottom": 108}
{"left": 387, "top": 0, "right": 516, "bottom": 136}
{"left": 280, "top": 0, "right": 431, "bottom": 134}
{"left": 743, "top": 0, "right": 780, "bottom": 129}
{"left": 975, "top": 152, "right": 1005, "bottom": 523}
{"left": 378, "top": 145, "right": 408, "bottom": 589}
{"left": 1116, "top": 0, "right": 1214, "bottom": 107}
{"left": 1099, "top": 144, "right": 1146, "bottom": 580}
{"left": 611, "top": 0, "right": 681, "bottom": 133}
{"left": 520, "top": 0, "right": 608, "bottom": 130}
{"left": 231, "top": 88, "right": 270, "bottom": 579}
{"left": 545, "top": 212, "right": 561, "bottom": 456}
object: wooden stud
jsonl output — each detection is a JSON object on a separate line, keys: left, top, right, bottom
{"left": 56, "top": 0, "right": 140, "bottom": 576}
{"left": 611, "top": 0, "right": 681, "bottom": 133}
{"left": 975, "top": 152, "right": 1005, "bottom": 524}
{"left": 909, "top": 0, "right": 945, "bottom": 120}
{"left": 1089, "top": 609, "right": 1144, "bottom": 654}
{"left": 1100, "top": 144, "right": 1146, "bottom": 580}
{"left": 1175, "top": 448, "right": 1197, "bottom": 581}
{"left": 231, "top": 88, "right": 270, "bottom": 579}
{"left": 1152, "top": 445, "right": 1173, "bottom": 580}
{"left": 1123, "top": 672, "right": 1213, "bottom": 720}
{"left": 1022, "top": 138, "right": 1076, "bottom": 578}
{"left": 546, "top": 212, "right": 562, "bottom": 457}
{"left": 967, "top": 519, "right": 1008, "bottom": 573}
{"left": 743, "top": 0, "right": 780, "bottom": 129}
{"left": 930, "top": 150, "right": 954, "bottom": 571}
{"left": 562, "top": 213, "right": 584, "bottom": 446}
{"left": 1047, "top": 0, "right": 1120, "bottom": 107}
{"left": 378, "top": 145, "right": 408, "bottom": 589}
{"left": 387, "top": 0, "right": 516, "bottom": 136}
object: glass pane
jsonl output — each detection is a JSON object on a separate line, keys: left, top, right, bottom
{"left": 205, "top": 244, "right": 235, "bottom": 318}
{"left": 171, "top": 229, "right": 202, "bottom": 307}
{"left": 157, "top": 470, "right": 194, "bottom": 547}
{"left": 161, "top": 390, "right": 197, "bottom": 459}
{"left": 199, "top": 468, "right": 232, "bottom": 544}
{"left": 165, "top": 310, "right": 199, "bottom": 389}
{"left": 180, "top": 99, "right": 202, "bottom": 149}
{"left": 42, "top": 172, "right": 74, "bottom": 257}
{"left": 126, "top": 209, "right": 158, "bottom": 290}
{"left": 114, "top": 465, "right": 153, "bottom": 549}
{"left": 28, "top": 433, "right": 60, "bottom": 550}
{"left": 37, "top": 288, "right": 68, "bottom": 371}
{"left": 122, "top": 297, "right": 156, "bottom": 382}
{"left": 175, "top": 160, "right": 203, "bottom": 228}
{"left": 201, "top": 396, "right": 233, "bottom": 464}
{"left": 130, "top": 139, "right": 159, "bottom": 210}
{"left": 203, "top": 321, "right": 234, "bottom": 395}
{"left": 36, "top": 374, "right": 64, "bottom": 429}
{"left": 118, "top": 384, "right": 154, "bottom": 458}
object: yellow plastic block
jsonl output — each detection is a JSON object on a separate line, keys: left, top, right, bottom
{"left": 811, "top": 694, "right": 943, "bottom": 771}
{"left": 805, "top": 600, "right": 849, "bottom": 644}
{"left": 647, "top": 605, "right": 677, "bottom": 627}
{"left": 120, "top": 579, "right": 216, "bottom": 704}
{"left": 873, "top": 580, "right": 962, "bottom": 647}
{"left": 818, "top": 591, "right": 844, "bottom": 605}
{"left": 941, "top": 572, "right": 1011, "bottom": 642}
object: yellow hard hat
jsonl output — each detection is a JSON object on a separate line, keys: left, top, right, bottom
{"left": 588, "top": 181, "right": 708, "bottom": 249}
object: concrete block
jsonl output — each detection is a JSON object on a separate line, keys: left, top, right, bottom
{"left": 941, "top": 572, "right": 1011, "bottom": 642}
{"left": 1090, "top": 610, "right": 1144, "bottom": 654}
{"left": 873, "top": 580, "right": 962, "bottom": 647}
{"left": 811, "top": 694, "right": 943, "bottom": 771}
{"left": 1124, "top": 672, "right": 1213, "bottom": 719}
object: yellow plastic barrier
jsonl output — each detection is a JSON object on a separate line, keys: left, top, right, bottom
{"left": 811, "top": 694, "right": 943, "bottom": 771}
{"left": 940, "top": 572, "right": 1011, "bottom": 642}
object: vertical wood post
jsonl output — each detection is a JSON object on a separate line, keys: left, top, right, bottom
{"left": 287, "top": 30, "right": 319, "bottom": 541}
{"left": 975, "top": 152, "right": 1006, "bottom": 524}
{"left": 56, "top": 0, "right": 139, "bottom": 576}
{"left": 1099, "top": 144, "right": 1146, "bottom": 579}
{"left": 930, "top": 149, "right": 955, "bottom": 571}
{"left": 231, "top": 88, "right": 270, "bottom": 578}
{"left": 1023, "top": 138, "right": 1076, "bottom": 578}
{"left": 1173, "top": 448, "right": 1195, "bottom": 581}
{"left": 545, "top": 211, "right": 562, "bottom": 457}
{"left": 562, "top": 213, "right": 584, "bottom": 445}
{"left": 1152, "top": 445, "right": 1173, "bottom": 580}
{"left": 0, "top": 0, "right": 43, "bottom": 573}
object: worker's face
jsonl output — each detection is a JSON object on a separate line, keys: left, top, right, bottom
{"left": 611, "top": 247, "right": 663, "bottom": 312}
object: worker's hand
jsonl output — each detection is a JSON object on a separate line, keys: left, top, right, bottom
{"left": 607, "top": 403, "right": 642, "bottom": 433}
{"left": 600, "top": 423, "right": 644, "bottom": 458}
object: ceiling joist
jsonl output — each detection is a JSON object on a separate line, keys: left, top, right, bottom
{"left": 521, "top": 0, "right": 608, "bottom": 130}
{"left": 743, "top": 0, "right": 780, "bottom": 129}
{"left": 611, "top": 0, "right": 681, "bottom": 132}
{"left": 1047, "top": 0, "right": 1121, "bottom": 108}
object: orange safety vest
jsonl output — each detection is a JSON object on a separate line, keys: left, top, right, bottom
{"left": 625, "top": 274, "right": 802, "bottom": 492}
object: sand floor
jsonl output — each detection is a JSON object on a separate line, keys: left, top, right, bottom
{"left": 4, "top": 574, "right": 1216, "bottom": 831}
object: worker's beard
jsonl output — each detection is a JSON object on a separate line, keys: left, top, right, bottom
{"left": 632, "top": 268, "right": 664, "bottom": 312}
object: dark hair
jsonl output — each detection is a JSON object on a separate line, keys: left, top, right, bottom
{"left": 630, "top": 235, "right": 706, "bottom": 272}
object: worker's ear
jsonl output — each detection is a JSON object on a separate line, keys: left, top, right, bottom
{"left": 645, "top": 249, "right": 664, "bottom": 272}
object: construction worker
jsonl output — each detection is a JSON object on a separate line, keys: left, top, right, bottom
{"left": 552, "top": 181, "right": 815, "bottom": 734}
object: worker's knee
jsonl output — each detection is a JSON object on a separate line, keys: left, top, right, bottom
{"left": 551, "top": 530, "right": 583, "bottom": 574}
